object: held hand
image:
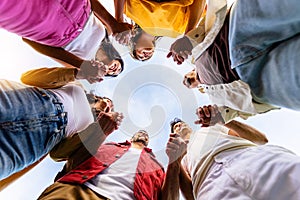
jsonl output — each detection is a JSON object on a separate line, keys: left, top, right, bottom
{"left": 112, "top": 22, "right": 133, "bottom": 45}
{"left": 167, "top": 36, "right": 193, "bottom": 65}
{"left": 96, "top": 112, "right": 124, "bottom": 136}
{"left": 76, "top": 60, "right": 108, "bottom": 84}
{"left": 194, "top": 104, "right": 225, "bottom": 127}
{"left": 166, "top": 133, "right": 188, "bottom": 163}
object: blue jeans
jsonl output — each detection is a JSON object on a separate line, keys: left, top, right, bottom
{"left": 229, "top": 0, "right": 300, "bottom": 109}
{"left": 0, "top": 80, "right": 67, "bottom": 180}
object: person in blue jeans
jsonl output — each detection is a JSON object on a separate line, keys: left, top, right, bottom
{"left": 168, "top": 0, "right": 300, "bottom": 112}
{"left": 0, "top": 78, "right": 122, "bottom": 181}
{"left": 0, "top": 80, "right": 68, "bottom": 180}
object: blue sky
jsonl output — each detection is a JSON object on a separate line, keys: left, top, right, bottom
{"left": 1, "top": 1, "right": 300, "bottom": 199}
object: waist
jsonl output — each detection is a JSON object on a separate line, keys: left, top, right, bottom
{"left": 35, "top": 87, "right": 68, "bottom": 133}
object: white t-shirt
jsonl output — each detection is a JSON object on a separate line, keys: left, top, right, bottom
{"left": 50, "top": 84, "right": 94, "bottom": 137}
{"left": 63, "top": 12, "right": 106, "bottom": 60}
{"left": 182, "top": 124, "right": 256, "bottom": 197}
{"left": 85, "top": 147, "right": 142, "bottom": 200}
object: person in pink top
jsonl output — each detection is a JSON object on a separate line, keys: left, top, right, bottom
{"left": 0, "top": 0, "right": 131, "bottom": 82}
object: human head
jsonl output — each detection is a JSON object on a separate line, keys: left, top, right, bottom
{"left": 86, "top": 94, "right": 114, "bottom": 116}
{"left": 95, "top": 39, "right": 124, "bottom": 77}
{"left": 130, "top": 130, "right": 149, "bottom": 147}
{"left": 183, "top": 69, "right": 201, "bottom": 89}
{"left": 170, "top": 118, "right": 193, "bottom": 140}
{"left": 129, "top": 24, "right": 158, "bottom": 61}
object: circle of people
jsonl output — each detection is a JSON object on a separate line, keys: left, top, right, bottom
{"left": 1, "top": 0, "right": 300, "bottom": 199}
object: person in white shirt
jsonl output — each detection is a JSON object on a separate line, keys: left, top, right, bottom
{"left": 38, "top": 129, "right": 181, "bottom": 200}
{"left": 167, "top": 105, "right": 300, "bottom": 199}
{"left": 168, "top": 0, "right": 300, "bottom": 116}
{"left": 182, "top": 70, "right": 278, "bottom": 122}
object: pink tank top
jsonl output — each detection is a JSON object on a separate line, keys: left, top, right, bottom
{"left": 0, "top": 0, "right": 91, "bottom": 47}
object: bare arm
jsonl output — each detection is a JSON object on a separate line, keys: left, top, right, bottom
{"left": 179, "top": 164, "right": 194, "bottom": 200}
{"left": 162, "top": 133, "right": 189, "bottom": 200}
{"left": 195, "top": 105, "right": 268, "bottom": 144}
{"left": 50, "top": 112, "right": 123, "bottom": 163}
{"left": 22, "top": 38, "right": 83, "bottom": 68}
{"left": 91, "top": 0, "right": 132, "bottom": 45}
{"left": 90, "top": 0, "right": 130, "bottom": 34}
{"left": 225, "top": 120, "right": 268, "bottom": 145}
{"left": 23, "top": 38, "right": 109, "bottom": 83}
{"left": 161, "top": 161, "right": 181, "bottom": 200}
{"left": 114, "top": 0, "right": 126, "bottom": 22}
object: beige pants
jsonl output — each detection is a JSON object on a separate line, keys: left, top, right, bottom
{"left": 38, "top": 182, "right": 109, "bottom": 200}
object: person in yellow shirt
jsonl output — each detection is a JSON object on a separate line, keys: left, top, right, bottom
{"left": 113, "top": 0, "right": 206, "bottom": 61}
{"left": 0, "top": 67, "right": 123, "bottom": 191}
{"left": 115, "top": 0, "right": 205, "bottom": 37}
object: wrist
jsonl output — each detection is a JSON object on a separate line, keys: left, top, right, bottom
{"left": 116, "top": 16, "right": 124, "bottom": 23}
{"left": 167, "top": 160, "right": 181, "bottom": 174}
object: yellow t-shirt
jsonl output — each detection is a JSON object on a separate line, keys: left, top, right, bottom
{"left": 125, "top": 0, "right": 194, "bottom": 37}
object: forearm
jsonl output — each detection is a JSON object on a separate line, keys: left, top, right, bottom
{"left": 179, "top": 165, "right": 194, "bottom": 200}
{"left": 22, "top": 38, "right": 83, "bottom": 68}
{"left": 114, "top": 0, "right": 126, "bottom": 22}
{"left": 225, "top": 120, "right": 268, "bottom": 145}
{"left": 161, "top": 161, "right": 181, "bottom": 200}
{"left": 91, "top": 0, "right": 119, "bottom": 33}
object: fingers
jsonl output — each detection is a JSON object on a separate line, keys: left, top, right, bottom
{"left": 97, "top": 65, "right": 108, "bottom": 78}
{"left": 166, "top": 52, "right": 172, "bottom": 58}
{"left": 194, "top": 120, "right": 201, "bottom": 124}
{"left": 114, "top": 32, "right": 130, "bottom": 45}
{"left": 114, "top": 112, "right": 124, "bottom": 128}
{"left": 195, "top": 104, "right": 224, "bottom": 127}
{"left": 197, "top": 105, "right": 218, "bottom": 118}
{"left": 168, "top": 37, "right": 192, "bottom": 65}
{"left": 78, "top": 60, "right": 107, "bottom": 83}
{"left": 166, "top": 133, "right": 188, "bottom": 162}
{"left": 96, "top": 111, "right": 123, "bottom": 136}
{"left": 107, "top": 112, "right": 124, "bottom": 129}
{"left": 113, "top": 28, "right": 132, "bottom": 45}
{"left": 87, "top": 76, "right": 103, "bottom": 84}
{"left": 167, "top": 52, "right": 185, "bottom": 65}
{"left": 196, "top": 107, "right": 205, "bottom": 119}
{"left": 175, "top": 54, "right": 184, "bottom": 64}
{"left": 203, "top": 106, "right": 211, "bottom": 118}
{"left": 179, "top": 51, "right": 191, "bottom": 59}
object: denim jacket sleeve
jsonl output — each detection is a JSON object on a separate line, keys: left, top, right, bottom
{"left": 20, "top": 67, "right": 77, "bottom": 89}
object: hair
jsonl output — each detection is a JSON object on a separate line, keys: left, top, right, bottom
{"left": 137, "top": 129, "right": 148, "bottom": 134}
{"left": 129, "top": 24, "right": 160, "bottom": 61}
{"left": 86, "top": 93, "right": 114, "bottom": 109}
{"left": 170, "top": 118, "right": 183, "bottom": 133}
{"left": 131, "top": 130, "right": 149, "bottom": 146}
{"left": 98, "top": 37, "right": 124, "bottom": 77}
